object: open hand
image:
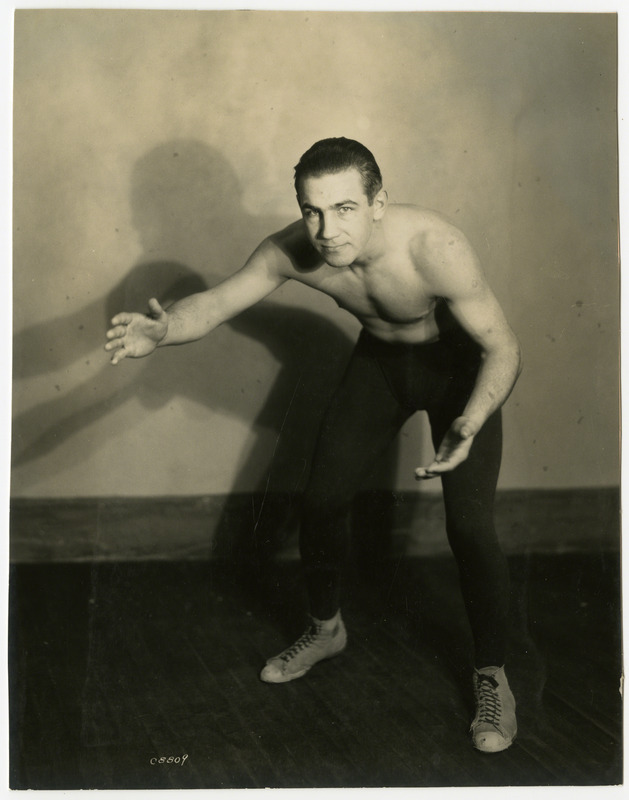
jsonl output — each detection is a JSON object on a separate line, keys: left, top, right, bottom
{"left": 415, "top": 416, "right": 477, "bottom": 480}
{"left": 104, "top": 298, "right": 168, "bottom": 365}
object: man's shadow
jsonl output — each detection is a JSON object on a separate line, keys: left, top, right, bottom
{"left": 12, "top": 139, "right": 401, "bottom": 600}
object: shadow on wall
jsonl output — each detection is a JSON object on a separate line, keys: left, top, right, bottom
{"left": 12, "top": 139, "right": 403, "bottom": 565}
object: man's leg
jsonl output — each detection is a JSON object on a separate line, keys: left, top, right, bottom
{"left": 431, "top": 409, "right": 508, "bottom": 668}
{"left": 428, "top": 405, "right": 516, "bottom": 752}
{"left": 260, "top": 332, "right": 411, "bottom": 683}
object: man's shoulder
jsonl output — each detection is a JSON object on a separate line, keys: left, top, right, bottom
{"left": 388, "top": 204, "right": 468, "bottom": 260}
{"left": 267, "top": 219, "right": 308, "bottom": 247}
{"left": 265, "top": 220, "right": 321, "bottom": 273}
{"left": 388, "top": 203, "right": 461, "bottom": 235}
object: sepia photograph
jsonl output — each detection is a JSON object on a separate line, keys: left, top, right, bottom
{"left": 8, "top": 6, "right": 621, "bottom": 790}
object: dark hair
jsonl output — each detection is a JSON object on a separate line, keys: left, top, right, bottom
{"left": 294, "top": 137, "right": 383, "bottom": 204}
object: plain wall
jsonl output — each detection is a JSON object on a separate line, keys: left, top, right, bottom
{"left": 12, "top": 10, "right": 619, "bottom": 498}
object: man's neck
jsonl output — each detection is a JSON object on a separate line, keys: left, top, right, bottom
{"left": 349, "top": 220, "right": 387, "bottom": 271}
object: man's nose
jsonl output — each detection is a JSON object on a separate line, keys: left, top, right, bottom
{"left": 318, "top": 213, "right": 340, "bottom": 240}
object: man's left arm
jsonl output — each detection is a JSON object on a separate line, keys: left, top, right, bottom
{"left": 415, "top": 226, "right": 522, "bottom": 479}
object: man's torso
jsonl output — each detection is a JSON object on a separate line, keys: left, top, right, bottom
{"left": 270, "top": 204, "right": 458, "bottom": 344}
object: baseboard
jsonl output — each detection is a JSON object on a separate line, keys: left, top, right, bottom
{"left": 9, "top": 487, "right": 620, "bottom": 563}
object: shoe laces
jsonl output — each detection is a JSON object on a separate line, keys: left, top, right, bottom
{"left": 279, "top": 623, "right": 324, "bottom": 663}
{"left": 475, "top": 673, "right": 502, "bottom": 725}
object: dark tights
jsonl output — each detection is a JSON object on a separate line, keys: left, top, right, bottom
{"left": 300, "top": 327, "right": 510, "bottom": 669}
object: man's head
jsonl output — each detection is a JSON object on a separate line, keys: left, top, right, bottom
{"left": 294, "top": 137, "right": 383, "bottom": 204}
{"left": 294, "top": 138, "right": 387, "bottom": 267}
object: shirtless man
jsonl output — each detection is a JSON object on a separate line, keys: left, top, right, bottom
{"left": 105, "top": 138, "right": 522, "bottom": 753}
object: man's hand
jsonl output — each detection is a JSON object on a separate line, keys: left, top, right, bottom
{"left": 104, "top": 298, "right": 168, "bottom": 365}
{"left": 415, "top": 417, "right": 477, "bottom": 480}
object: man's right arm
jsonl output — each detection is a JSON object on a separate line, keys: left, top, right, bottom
{"left": 105, "top": 238, "right": 288, "bottom": 365}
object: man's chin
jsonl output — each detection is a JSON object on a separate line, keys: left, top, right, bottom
{"left": 322, "top": 248, "right": 353, "bottom": 268}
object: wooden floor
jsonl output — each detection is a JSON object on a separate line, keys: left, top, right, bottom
{"left": 9, "top": 551, "right": 623, "bottom": 789}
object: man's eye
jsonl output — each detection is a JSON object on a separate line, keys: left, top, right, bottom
{"left": 338, "top": 207, "right": 352, "bottom": 215}
{"left": 303, "top": 209, "right": 318, "bottom": 219}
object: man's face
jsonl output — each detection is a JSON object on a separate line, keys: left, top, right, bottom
{"left": 297, "top": 168, "right": 385, "bottom": 267}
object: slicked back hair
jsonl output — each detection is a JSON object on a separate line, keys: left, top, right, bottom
{"left": 294, "top": 137, "right": 383, "bottom": 204}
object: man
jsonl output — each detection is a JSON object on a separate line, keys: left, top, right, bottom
{"left": 105, "top": 138, "right": 522, "bottom": 753}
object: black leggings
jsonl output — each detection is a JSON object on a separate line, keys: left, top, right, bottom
{"left": 300, "top": 327, "right": 510, "bottom": 668}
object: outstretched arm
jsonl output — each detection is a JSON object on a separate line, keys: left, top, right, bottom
{"left": 414, "top": 225, "right": 522, "bottom": 479}
{"left": 105, "top": 239, "right": 288, "bottom": 365}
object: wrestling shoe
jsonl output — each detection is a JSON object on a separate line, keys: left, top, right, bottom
{"left": 260, "top": 612, "right": 347, "bottom": 684}
{"left": 471, "top": 665, "right": 517, "bottom": 753}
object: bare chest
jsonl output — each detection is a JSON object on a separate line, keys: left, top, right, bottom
{"left": 307, "top": 260, "right": 435, "bottom": 325}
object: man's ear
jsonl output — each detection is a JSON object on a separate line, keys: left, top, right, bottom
{"left": 372, "top": 189, "right": 388, "bottom": 220}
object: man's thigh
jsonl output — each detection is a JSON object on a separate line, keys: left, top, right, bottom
{"left": 305, "top": 336, "right": 411, "bottom": 506}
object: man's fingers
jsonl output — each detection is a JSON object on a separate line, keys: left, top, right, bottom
{"left": 415, "top": 453, "right": 460, "bottom": 479}
{"left": 415, "top": 420, "right": 475, "bottom": 480}
{"left": 104, "top": 338, "right": 125, "bottom": 352}
{"left": 106, "top": 325, "right": 128, "bottom": 340}
{"left": 415, "top": 450, "right": 469, "bottom": 479}
{"left": 415, "top": 464, "right": 441, "bottom": 480}
{"left": 415, "top": 470, "right": 438, "bottom": 481}
{"left": 111, "top": 313, "right": 133, "bottom": 326}
{"left": 109, "top": 348, "right": 128, "bottom": 365}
